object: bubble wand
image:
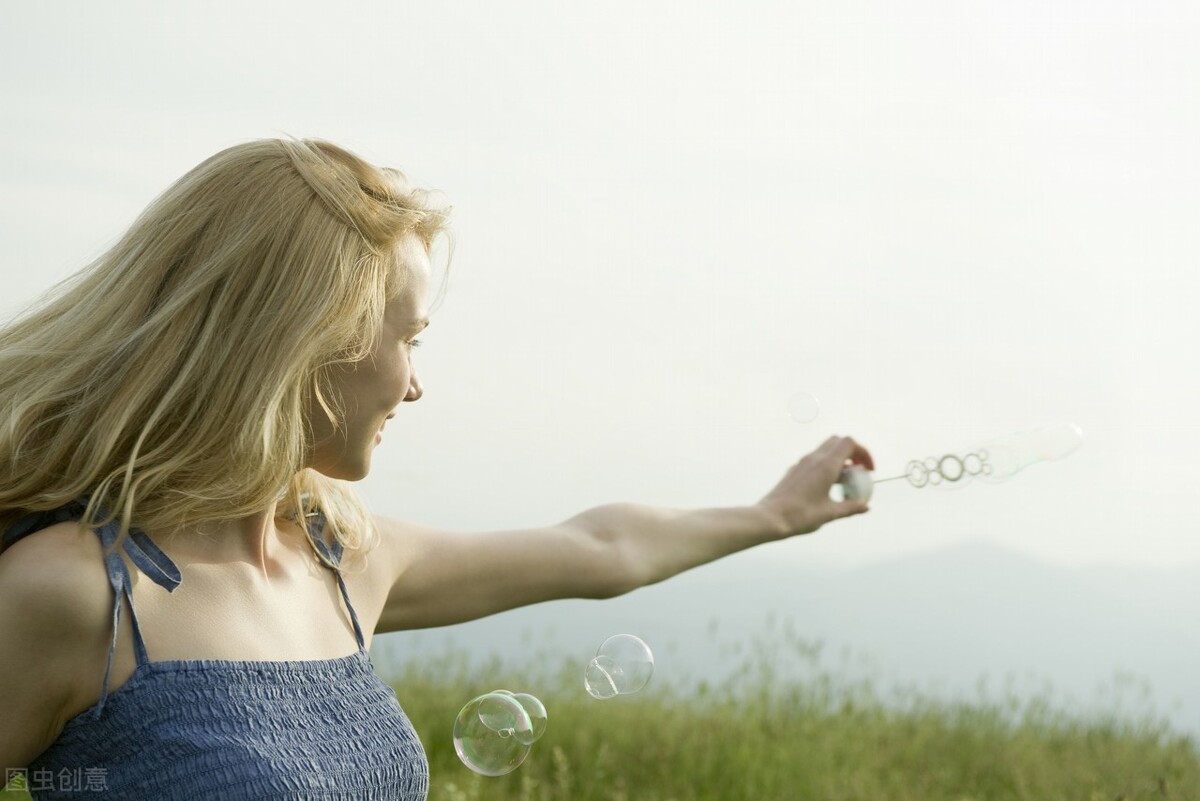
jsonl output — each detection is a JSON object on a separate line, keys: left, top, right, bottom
{"left": 837, "top": 424, "right": 1085, "bottom": 502}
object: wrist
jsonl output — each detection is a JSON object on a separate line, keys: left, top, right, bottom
{"left": 749, "top": 500, "right": 794, "bottom": 541}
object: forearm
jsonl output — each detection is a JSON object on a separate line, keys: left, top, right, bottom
{"left": 565, "top": 502, "right": 792, "bottom": 595}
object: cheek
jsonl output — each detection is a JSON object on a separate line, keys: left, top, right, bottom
{"left": 377, "top": 348, "right": 412, "bottom": 401}
{"left": 347, "top": 341, "right": 413, "bottom": 416}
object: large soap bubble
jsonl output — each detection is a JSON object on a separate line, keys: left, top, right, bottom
{"left": 452, "top": 691, "right": 534, "bottom": 776}
{"left": 584, "top": 634, "right": 654, "bottom": 700}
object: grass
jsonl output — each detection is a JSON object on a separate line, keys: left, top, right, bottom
{"left": 5, "top": 631, "right": 1198, "bottom": 800}
{"left": 400, "top": 638, "right": 1199, "bottom": 801}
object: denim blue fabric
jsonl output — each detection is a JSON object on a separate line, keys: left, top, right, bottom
{"left": 7, "top": 503, "right": 429, "bottom": 800}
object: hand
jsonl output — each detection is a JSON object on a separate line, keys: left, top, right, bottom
{"left": 756, "top": 435, "right": 875, "bottom": 537}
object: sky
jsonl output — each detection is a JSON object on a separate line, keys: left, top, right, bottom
{"left": 1, "top": 0, "right": 1196, "bottom": 577}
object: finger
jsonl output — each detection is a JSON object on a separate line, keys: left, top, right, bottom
{"left": 814, "top": 435, "right": 842, "bottom": 457}
{"left": 834, "top": 435, "right": 875, "bottom": 471}
{"left": 833, "top": 499, "right": 871, "bottom": 518}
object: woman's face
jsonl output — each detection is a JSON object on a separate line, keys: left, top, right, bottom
{"left": 306, "top": 233, "right": 431, "bottom": 480}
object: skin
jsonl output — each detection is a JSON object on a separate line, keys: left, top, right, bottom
{"left": 0, "top": 230, "right": 873, "bottom": 769}
{"left": 126, "top": 233, "right": 431, "bottom": 571}
{"left": 306, "top": 231, "right": 430, "bottom": 482}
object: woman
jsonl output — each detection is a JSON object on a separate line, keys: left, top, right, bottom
{"left": 0, "top": 138, "right": 872, "bottom": 799}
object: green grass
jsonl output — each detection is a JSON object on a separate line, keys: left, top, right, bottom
{"left": 400, "top": 641, "right": 1199, "bottom": 801}
{"left": 5, "top": 634, "right": 1198, "bottom": 800}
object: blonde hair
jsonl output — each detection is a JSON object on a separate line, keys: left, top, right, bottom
{"left": 0, "top": 138, "right": 450, "bottom": 568}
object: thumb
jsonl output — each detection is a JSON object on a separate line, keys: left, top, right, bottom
{"left": 834, "top": 500, "right": 870, "bottom": 519}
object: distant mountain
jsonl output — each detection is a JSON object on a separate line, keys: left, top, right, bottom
{"left": 374, "top": 542, "right": 1200, "bottom": 738}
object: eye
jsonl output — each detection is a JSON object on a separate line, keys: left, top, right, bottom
{"left": 408, "top": 338, "right": 423, "bottom": 348}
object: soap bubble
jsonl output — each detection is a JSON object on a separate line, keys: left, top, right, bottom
{"left": 453, "top": 691, "right": 533, "bottom": 776}
{"left": 976, "top": 423, "right": 1084, "bottom": 483}
{"left": 495, "top": 690, "right": 548, "bottom": 745}
{"left": 584, "top": 656, "right": 621, "bottom": 700}
{"left": 585, "top": 634, "right": 654, "bottom": 699}
{"left": 900, "top": 424, "right": 1085, "bottom": 491}
{"left": 786, "top": 392, "right": 821, "bottom": 423}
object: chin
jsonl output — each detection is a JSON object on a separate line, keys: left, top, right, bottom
{"left": 311, "top": 455, "right": 373, "bottom": 482}
{"left": 339, "top": 460, "right": 373, "bottom": 481}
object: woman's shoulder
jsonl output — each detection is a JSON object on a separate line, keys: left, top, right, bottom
{"left": 0, "top": 520, "right": 113, "bottom": 636}
{"left": 2, "top": 517, "right": 105, "bottom": 567}
{"left": 0, "top": 521, "right": 114, "bottom": 768}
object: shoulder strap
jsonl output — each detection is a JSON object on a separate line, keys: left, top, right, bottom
{"left": 3, "top": 502, "right": 182, "bottom": 718}
{"left": 301, "top": 512, "right": 366, "bottom": 652}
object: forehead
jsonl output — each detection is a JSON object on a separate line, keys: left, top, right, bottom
{"left": 386, "top": 233, "right": 431, "bottom": 320}
{"left": 392, "top": 232, "right": 431, "bottom": 285}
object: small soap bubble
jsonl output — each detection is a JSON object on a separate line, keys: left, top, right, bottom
{"left": 938, "top": 455, "right": 965, "bottom": 482}
{"left": 786, "top": 392, "right": 821, "bottom": 423}
{"left": 452, "top": 692, "right": 533, "bottom": 776}
{"left": 584, "top": 656, "right": 621, "bottom": 700}
{"left": 584, "top": 634, "right": 654, "bottom": 700}
{"left": 507, "top": 692, "right": 548, "bottom": 745}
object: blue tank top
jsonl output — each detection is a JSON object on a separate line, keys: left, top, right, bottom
{"left": 3, "top": 501, "right": 429, "bottom": 800}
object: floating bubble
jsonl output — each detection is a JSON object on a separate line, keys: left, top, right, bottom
{"left": 452, "top": 691, "right": 533, "bottom": 776}
{"left": 584, "top": 656, "right": 621, "bottom": 700}
{"left": 786, "top": 392, "right": 821, "bottom": 423}
{"left": 905, "top": 460, "right": 929, "bottom": 487}
{"left": 585, "top": 634, "right": 654, "bottom": 699}
{"left": 974, "top": 423, "right": 1084, "bottom": 483}
{"left": 494, "top": 690, "right": 548, "bottom": 745}
{"left": 890, "top": 424, "right": 1085, "bottom": 492}
{"left": 939, "top": 455, "right": 964, "bottom": 482}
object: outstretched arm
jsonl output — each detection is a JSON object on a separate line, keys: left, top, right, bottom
{"left": 372, "top": 436, "right": 873, "bottom": 632}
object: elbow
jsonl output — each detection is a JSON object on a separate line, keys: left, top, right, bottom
{"left": 590, "top": 564, "right": 643, "bottom": 600}
{"left": 568, "top": 506, "right": 656, "bottom": 600}
{"left": 605, "top": 540, "right": 662, "bottom": 598}
{"left": 573, "top": 539, "right": 644, "bottom": 600}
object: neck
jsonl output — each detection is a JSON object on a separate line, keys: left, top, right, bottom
{"left": 158, "top": 499, "right": 305, "bottom": 580}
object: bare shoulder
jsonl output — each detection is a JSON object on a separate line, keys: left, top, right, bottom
{"left": 337, "top": 515, "right": 414, "bottom": 588}
{"left": 0, "top": 521, "right": 113, "bottom": 616}
{"left": 347, "top": 514, "right": 444, "bottom": 633}
{"left": 0, "top": 522, "right": 113, "bottom": 768}
{"left": 369, "top": 514, "right": 422, "bottom": 564}
{"left": 366, "top": 514, "right": 445, "bottom": 584}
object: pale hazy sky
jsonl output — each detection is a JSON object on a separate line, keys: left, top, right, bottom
{"left": 2, "top": 0, "right": 1196, "bottom": 572}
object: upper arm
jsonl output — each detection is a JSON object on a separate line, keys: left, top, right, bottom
{"left": 0, "top": 524, "right": 111, "bottom": 769}
{"left": 370, "top": 514, "right": 626, "bottom": 633}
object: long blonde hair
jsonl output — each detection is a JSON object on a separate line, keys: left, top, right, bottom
{"left": 0, "top": 138, "right": 450, "bottom": 567}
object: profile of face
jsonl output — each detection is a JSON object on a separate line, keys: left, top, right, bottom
{"left": 306, "top": 233, "right": 431, "bottom": 480}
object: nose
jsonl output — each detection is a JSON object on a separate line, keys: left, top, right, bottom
{"left": 404, "top": 371, "right": 423, "bottom": 402}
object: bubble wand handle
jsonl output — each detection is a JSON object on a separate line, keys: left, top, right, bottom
{"left": 837, "top": 465, "right": 875, "bottom": 502}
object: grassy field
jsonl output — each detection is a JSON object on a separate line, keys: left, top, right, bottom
{"left": 5, "top": 637, "right": 1198, "bottom": 800}
{"left": 399, "top": 643, "right": 1199, "bottom": 801}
